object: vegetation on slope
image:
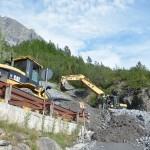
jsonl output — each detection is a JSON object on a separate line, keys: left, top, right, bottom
{"left": 1, "top": 29, "right": 150, "bottom": 106}
{"left": 0, "top": 119, "right": 78, "bottom": 149}
{"left": 11, "top": 40, "right": 150, "bottom": 90}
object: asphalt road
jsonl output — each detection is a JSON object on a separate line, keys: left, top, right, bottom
{"left": 92, "top": 142, "right": 142, "bottom": 150}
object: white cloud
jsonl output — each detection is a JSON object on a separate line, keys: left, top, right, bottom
{"left": 80, "top": 45, "right": 122, "bottom": 68}
{"left": 116, "top": 40, "right": 150, "bottom": 68}
{"left": 113, "top": 0, "right": 135, "bottom": 10}
{"left": 0, "top": 0, "right": 137, "bottom": 39}
{"left": 79, "top": 37, "right": 150, "bottom": 69}
{"left": 0, "top": 0, "right": 149, "bottom": 69}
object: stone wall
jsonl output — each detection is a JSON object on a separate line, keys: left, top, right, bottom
{"left": 0, "top": 102, "right": 77, "bottom": 134}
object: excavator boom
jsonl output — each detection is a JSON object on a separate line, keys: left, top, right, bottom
{"left": 61, "top": 74, "right": 105, "bottom": 96}
{"left": 81, "top": 78, "right": 104, "bottom": 96}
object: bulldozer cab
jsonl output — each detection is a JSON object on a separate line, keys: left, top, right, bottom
{"left": 13, "top": 56, "right": 42, "bottom": 89}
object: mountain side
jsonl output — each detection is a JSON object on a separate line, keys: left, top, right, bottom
{"left": 0, "top": 16, "right": 43, "bottom": 45}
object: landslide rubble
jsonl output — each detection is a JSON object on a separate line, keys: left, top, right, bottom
{"left": 84, "top": 107, "right": 148, "bottom": 143}
{"left": 44, "top": 82, "right": 150, "bottom": 148}
{"left": 94, "top": 114, "right": 147, "bottom": 142}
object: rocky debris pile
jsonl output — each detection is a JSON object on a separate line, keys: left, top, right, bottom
{"left": 66, "top": 110, "right": 150, "bottom": 149}
{"left": 110, "top": 109, "right": 150, "bottom": 130}
{"left": 40, "top": 82, "right": 82, "bottom": 112}
{"left": 44, "top": 82, "right": 149, "bottom": 144}
{"left": 39, "top": 82, "right": 150, "bottom": 149}
{"left": 40, "top": 81, "right": 74, "bottom": 100}
{"left": 83, "top": 108, "right": 150, "bottom": 144}
{"left": 95, "top": 114, "right": 147, "bottom": 142}
{"left": 136, "top": 136, "right": 150, "bottom": 150}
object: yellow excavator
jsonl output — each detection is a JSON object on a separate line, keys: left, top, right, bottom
{"left": 0, "top": 56, "right": 48, "bottom": 99}
{"left": 61, "top": 74, "right": 105, "bottom": 96}
{"left": 60, "top": 74, "right": 127, "bottom": 109}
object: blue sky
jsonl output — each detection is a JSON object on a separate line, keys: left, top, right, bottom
{"left": 0, "top": 0, "right": 150, "bottom": 69}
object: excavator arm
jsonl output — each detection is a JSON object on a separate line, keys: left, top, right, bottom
{"left": 61, "top": 74, "right": 127, "bottom": 109}
{"left": 60, "top": 74, "right": 105, "bottom": 96}
{"left": 81, "top": 78, "right": 105, "bottom": 96}
{"left": 61, "top": 74, "right": 85, "bottom": 84}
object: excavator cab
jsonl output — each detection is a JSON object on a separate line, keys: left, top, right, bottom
{"left": 106, "top": 95, "right": 127, "bottom": 109}
{"left": 0, "top": 56, "right": 42, "bottom": 92}
{"left": 13, "top": 56, "right": 42, "bottom": 89}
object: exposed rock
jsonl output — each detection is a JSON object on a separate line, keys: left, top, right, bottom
{"left": 138, "top": 88, "right": 150, "bottom": 111}
{"left": 36, "top": 137, "right": 62, "bottom": 150}
{"left": 13, "top": 133, "right": 29, "bottom": 143}
{"left": 124, "top": 88, "right": 150, "bottom": 111}
{"left": 0, "top": 140, "right": 10, "bottom": 146}
{"left": 12, "top": 143, "right": 31, "bottom": 150}
{"left": 0, "top": 16, "right": 43, "bottom": 45}
{"left": 0, "top": 145, "right": 12, "bottom": 150}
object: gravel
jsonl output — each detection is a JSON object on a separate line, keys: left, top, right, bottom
{"left": 44, "top": 82, "right": 150, "bottom": 149}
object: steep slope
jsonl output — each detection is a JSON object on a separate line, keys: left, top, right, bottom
{"left": 0, "top": 16, "right": 43, "bottom": 45}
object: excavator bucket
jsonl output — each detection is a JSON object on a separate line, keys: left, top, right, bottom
{"left": 60, "top": 81, "right": 74, "bottom": 91}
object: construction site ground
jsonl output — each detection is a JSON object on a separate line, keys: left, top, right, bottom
{"left": 67, "top": 108, "right": 150, "bottom": 150}
{"left": 42, "top": 82, "right": 150, "bottom": 149}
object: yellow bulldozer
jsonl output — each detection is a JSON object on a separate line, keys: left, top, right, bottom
{"left": 0, "top": 56, "right": 48, "bottom": 99}
{"left": 0, "top": 56, "right": 87, "bottom": 122}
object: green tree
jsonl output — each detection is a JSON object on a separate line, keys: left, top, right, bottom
{"left": 0, "top": 29, "right": 12, "bottom": 63}
{"left": 86, "top": 56, "right": 92, "bottom": 63}
{"left": 64, "top": 46, "right": 71, "bottom": 56}
{"left": 136, "top": 61, "right": 146, "bottom": 69}
{"left": 10, "top": 39, "right": 150, "bottom": 96}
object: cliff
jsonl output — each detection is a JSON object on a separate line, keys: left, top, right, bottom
{"left": 0, "top": 16, "right": 43, "bottom": 45}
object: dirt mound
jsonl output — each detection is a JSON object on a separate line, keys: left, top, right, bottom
{"left": 94, "top": 114, "right": 147, "bottom": 142}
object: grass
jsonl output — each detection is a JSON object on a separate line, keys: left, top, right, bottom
{"left": 0, "top": 119, "right": 81, "bottom": 150}
{"left": 43, "top": 121, "right": 82, "bottom": 149}
{"left": 0, "top": 120, "right": 39, "bottom": 150}
{"left": 43, "top": 132, "right": 76, "bottom": 149}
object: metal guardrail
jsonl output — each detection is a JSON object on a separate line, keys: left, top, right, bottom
{"left": 0, "top": 81, "right": 88, "bottom": 122}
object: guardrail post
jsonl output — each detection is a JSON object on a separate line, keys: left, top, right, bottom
{"left": 5, "top": 85, "right": 12, "bottom": 103}
{"left": 76, "top": 112, "right": 79, "bottom": 124}
{"left": 50, "top": 103, "right": 54, "bottom": 116}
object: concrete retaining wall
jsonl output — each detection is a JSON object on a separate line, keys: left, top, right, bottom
{"left": 0, "top": 102, "right": 77, "bottom": 134}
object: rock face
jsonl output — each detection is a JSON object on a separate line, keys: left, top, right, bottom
{"left": 123, "top": 88, "right": 150, "bottom": 111}
{"left": 0, "top": 16, "right": 43, "bottom": 45}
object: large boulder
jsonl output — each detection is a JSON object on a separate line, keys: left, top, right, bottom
{"left": 36, "top": 137, "right": 62, "bottom": 150}
{"left": 12, "top": 143, "right": 31, "bottom": 150}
